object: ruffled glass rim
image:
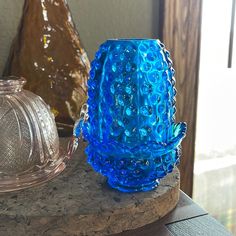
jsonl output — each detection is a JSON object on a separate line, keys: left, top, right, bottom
{"left": 107, "top": 38, "right": 159, "bottom": 42}
{"left": 0, "top": 76, "right": 26, "bottom": 94}
{"left": 84, "top": 122, "right": 187, "bottom": 158}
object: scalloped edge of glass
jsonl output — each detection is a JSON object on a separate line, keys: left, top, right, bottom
{"left": 0, "top": 141, "right": 68, "bottom": 193}
{"left": 83, "top": 122, "right": 187, "bottom": 158}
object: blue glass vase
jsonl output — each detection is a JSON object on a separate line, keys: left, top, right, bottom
{"left": 74, "top": 39, "right": 187, "bottom": 192}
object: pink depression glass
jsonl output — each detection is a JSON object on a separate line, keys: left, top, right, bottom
{"left": 0, "top": 76, "right": 67, "bottom": 192}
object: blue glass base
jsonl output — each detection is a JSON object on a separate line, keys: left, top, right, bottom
{"left": 86, "top": 143, "right": 181, "bottom": 193}
{"left": 108, "top": 178, "right": 159, "bottom": 193}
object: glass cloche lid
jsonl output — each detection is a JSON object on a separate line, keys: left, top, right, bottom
{"left": 0, "top": 76, "right": 69, "bottom": 192}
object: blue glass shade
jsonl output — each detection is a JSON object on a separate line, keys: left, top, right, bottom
{"left": 74, "top": 39, "right": 187, "bottom": 192}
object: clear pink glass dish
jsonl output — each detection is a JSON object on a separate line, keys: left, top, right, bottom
{"left": 0, "top": 77, "right": 68, "bottom": 192}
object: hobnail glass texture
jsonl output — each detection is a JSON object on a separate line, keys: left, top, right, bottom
{"left": 0, "top": 77, "right": 67, "bottom": 192}
{"left": 75, "top": 39, "right": 187, "bottom": 192}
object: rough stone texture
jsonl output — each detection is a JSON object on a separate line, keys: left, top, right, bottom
{"left": 0, "top": 139, "right": 180, "bottom": 236}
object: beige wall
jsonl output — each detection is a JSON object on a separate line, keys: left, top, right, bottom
{"left": 0, "top": 0, "right": 159, "bottom": 74}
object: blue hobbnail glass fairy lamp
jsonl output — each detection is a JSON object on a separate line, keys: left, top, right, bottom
{"left": 74, "top": 39, "right": 187, "bottom": 192}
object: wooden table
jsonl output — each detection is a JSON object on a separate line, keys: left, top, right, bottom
{"left": 116, "top": 191, "right": 233, "bottom": 236}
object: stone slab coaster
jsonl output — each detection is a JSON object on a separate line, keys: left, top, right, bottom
{"left": 0, "top": 139, "right": 180, "bottom": 236}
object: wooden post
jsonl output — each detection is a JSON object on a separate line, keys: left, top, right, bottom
{"left": 160, "top": 0, "right": 202, "bottom": 196}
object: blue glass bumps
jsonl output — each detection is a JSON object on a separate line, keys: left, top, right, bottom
{"left": 74, "top": 39, "right": 187, "bottom": 192}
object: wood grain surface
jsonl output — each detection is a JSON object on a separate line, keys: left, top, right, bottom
{"left": 160, "top": 0, "right": 202, "bottom": 196}
{"left": 167, "top": 214, "right": 233, "bottom": 236}
{"left": 115, "top": 192, "right": 232, "bottom": 236}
